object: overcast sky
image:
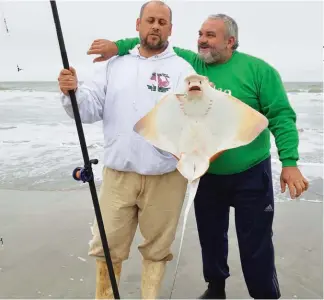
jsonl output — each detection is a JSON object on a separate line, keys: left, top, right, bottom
{"left": 0, "top": 0, "right": 323, "bottom": 82}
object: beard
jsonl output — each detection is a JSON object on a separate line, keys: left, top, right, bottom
{"left": 140, "top": 34, "right": 168, "bottom": 50}
{"left": 198, "top": 44, "right": 227, "bottom": 64}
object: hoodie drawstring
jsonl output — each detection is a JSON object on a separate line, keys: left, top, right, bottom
{"left": 133, "top": 55, "right": 140, "bottom": 110}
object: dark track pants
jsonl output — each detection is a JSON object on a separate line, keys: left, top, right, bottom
{"left": 194, "top": 157, "right": 281, "bottom": 299}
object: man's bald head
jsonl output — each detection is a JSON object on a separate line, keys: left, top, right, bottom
{"left": 136, "top": 0, "right": 173, "bottom": 54}
{"left": 139, "top": 0, "right": 172, "bottom": 24}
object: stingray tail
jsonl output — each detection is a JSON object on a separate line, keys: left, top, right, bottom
{"left": 169, "top": 178, "right": 200, "bottom": 298}
{"left": 177, "top": 152, "right": 209, "bottom": 182}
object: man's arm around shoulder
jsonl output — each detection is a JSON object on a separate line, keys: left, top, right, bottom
{"left": 87, "top": 37, "right": 204, "bottom": 71}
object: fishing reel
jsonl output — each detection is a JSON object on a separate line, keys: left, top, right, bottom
{"left": 72, "top": 159, "right": 98, "bottom": 183}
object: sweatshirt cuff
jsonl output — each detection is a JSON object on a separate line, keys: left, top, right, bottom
{"left": 60, "top": 87, "right": 82, "bottom": 107}
{"left": 281, "top": 159, "right": 298, "bottom": 167}
{"left": 115, "top": 37, "right": 139, "bottom": 56}
{"left": 115, "top": 40, "right": 127, "bottom": 56}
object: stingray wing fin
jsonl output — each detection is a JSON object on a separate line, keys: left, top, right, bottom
{"left": 134, "top": 93, "right": 186, "bottom": 159}
{"left": 202, "top": 87, "right": 269, "bottom": 161}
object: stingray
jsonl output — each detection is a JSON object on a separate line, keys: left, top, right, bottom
{"left": 133, "top": 74, "right": 269, "bottom": 296}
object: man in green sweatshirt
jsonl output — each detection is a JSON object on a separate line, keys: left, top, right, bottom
{"left": 87, "top": 13, "right": 309, "bottom": 299}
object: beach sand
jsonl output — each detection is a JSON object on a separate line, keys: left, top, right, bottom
{"left": 0, "top": 187, "right": 322, "bottom": 299}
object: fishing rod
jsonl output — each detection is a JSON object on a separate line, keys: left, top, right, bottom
{"left": 49, "top": 1, "right": 120, "bottom": 299}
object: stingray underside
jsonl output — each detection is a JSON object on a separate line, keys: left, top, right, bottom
{"left": 134, "top": 88, "right": 269, "bottom": 181}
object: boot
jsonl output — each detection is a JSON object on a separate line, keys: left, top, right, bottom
{"left": 198, "top": 282, "right": 226, "bottom": 299}
{"left": 141, "top": 259, "right": 166, "bottom": 299}
{"left": 95, "top": 259, "right": 122, "bottom": 299}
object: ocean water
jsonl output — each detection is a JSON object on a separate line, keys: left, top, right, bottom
{"left": 0, "top": 81, "right": 323, "bottom": 202}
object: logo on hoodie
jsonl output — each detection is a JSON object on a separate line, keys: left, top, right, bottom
{"left": 147, "top": 72, "right": 170, "bottom": 93}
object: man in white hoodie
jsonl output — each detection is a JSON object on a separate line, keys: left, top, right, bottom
{"left": 58, "top": 1, "right": 195, "bottom": 299}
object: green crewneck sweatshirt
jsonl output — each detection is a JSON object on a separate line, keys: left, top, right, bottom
{"left": 115, "top": 38, "right": 299, "bottom": 175}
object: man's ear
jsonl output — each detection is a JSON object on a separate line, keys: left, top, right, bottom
{"left": 168, "top": 23, "right": 173, "bottom": 37}
{"left": 227, "top": 36, "right": 235, "bottom": 49}
{"left": 136, "top": 18, "right": 140, "bottom": 32}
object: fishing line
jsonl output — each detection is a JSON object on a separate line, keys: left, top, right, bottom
{"left": 0, "top": 2, "right": 23, "bottom": 72}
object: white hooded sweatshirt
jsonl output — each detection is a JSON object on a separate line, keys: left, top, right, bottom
{"left": 61, "top": 43, "right": 196, "bottom": 175}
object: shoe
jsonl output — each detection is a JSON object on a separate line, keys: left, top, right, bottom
{"left": 95, "top": 259, "right": 122, "bottom": 299}
{"left": 141, "top": 259, "right": 166, "bottom": 299}
{"left": 198, "top": 282, "right": 226, "bottom": 299}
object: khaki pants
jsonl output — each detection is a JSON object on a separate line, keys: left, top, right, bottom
{"left": 88, "top": 167, "right": 187, "bottom": 263}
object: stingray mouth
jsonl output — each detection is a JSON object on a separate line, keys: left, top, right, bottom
{"left": 189, "top": 86, "right": 201, "bottom": 92}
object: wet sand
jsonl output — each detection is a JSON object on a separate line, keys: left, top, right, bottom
{"left": 0, "top": 188, "right": 322, "bottom": 299}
